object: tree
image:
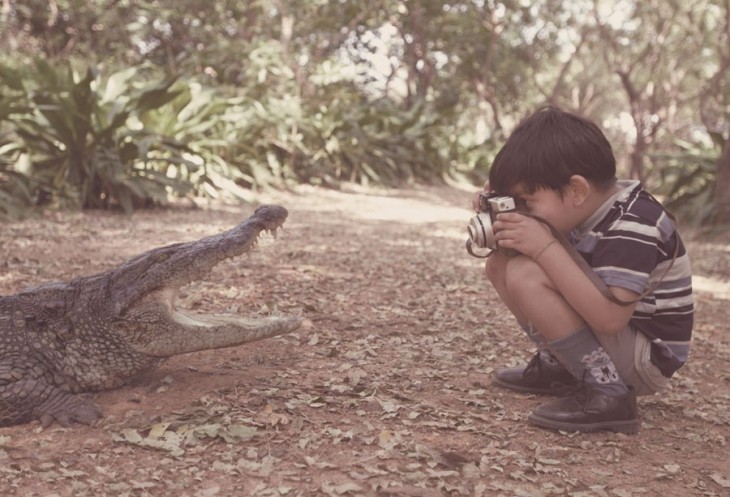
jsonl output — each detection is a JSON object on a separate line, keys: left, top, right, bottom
{"left": 699, "top": 0, "right": 730, "bottom": 223}
{"left": 588, "top": 0, "right": 728, "bottom": 188}
{"left": 716, "top": 140, "right": 730, "bottom": 223}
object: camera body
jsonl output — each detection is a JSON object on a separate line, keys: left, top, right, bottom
{"left": 466, "top": 193, "right": 517, "bottom": 256}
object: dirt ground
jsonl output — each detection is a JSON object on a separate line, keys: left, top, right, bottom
{"left": 0, "top": 184, "right": 728, "bottom": 497}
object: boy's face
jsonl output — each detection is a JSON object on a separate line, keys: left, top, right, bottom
{"left": 509, "top": 184, "right": 578, "bottom": 234}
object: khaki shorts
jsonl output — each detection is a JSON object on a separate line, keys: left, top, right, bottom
{"left": 594, "top": 326, "right": 669, "bottom": 396}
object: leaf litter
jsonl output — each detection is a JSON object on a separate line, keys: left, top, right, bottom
{"left": 0, "top": 184, "right": 728, "bottom": 496}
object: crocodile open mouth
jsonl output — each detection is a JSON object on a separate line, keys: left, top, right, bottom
{"left": 170, "top": 303, "right": 298, "bottom": 331}
{"left": 121, "top": 285, "right": 301, "bottom": 357}
{"left": 109, "top": 205, "right": 302, "bottom": 357}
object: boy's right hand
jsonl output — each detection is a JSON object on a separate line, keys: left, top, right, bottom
{"left": 472, "top": 181, "right": 490, "bottom": 212}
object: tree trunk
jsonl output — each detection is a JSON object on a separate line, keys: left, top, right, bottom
{"left": 713, "top": 138, "right": 730, "bottom": 224}
{"left": 627, "top": 111, "right": 648, "bottom": 183}
{"left": 629, "top": 139, "right": 646, "bottom": 182}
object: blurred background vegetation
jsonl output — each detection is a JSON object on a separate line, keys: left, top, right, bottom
{"left": 0, "top": 0, "right": 727, "bottom": 225}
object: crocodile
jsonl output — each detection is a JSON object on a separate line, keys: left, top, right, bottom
{"left": 0, "top": 205, "right": 301, "bottom": 427}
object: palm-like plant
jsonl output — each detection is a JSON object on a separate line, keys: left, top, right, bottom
{"left": 0, "top": 61, "right": 203, "bottom": 213}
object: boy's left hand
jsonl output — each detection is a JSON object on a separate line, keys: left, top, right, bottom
{"left": 493, "top": 212, "right": 554, "bottom": 258}
{"left": 471, "top": 180, "right": 491, "bottom": 212}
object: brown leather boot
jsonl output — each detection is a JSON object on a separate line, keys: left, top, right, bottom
{"left": 528, "top": 385, "right": 639, "bottom": 434}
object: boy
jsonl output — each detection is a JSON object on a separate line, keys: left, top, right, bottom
{"left": 475, "top": 107, "right": 693, "bottom": 434}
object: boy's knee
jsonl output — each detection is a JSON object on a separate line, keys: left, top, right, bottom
{"left": 505, "top": 255, "right": 551, "bottom": 295}
{"left": 484, "top": 256, "right": 502, "bottom": 284}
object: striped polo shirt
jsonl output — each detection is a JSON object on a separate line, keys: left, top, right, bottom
{"left": 571, "top": 180, "right": 694, "bottom": 378}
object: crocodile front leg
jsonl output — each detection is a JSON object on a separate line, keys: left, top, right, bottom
{"left": 0, "top": 358, "right": 102, "bottom": 427}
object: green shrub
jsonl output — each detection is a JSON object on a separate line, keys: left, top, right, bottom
{"left": 0, "top": 56, "right": 478, "bottom": 218}
{"left": 655, "top": 134, "right": 723, "bottom": 225}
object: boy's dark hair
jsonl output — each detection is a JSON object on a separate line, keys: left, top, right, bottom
{"left": 489, "top": 106, "right": 617, "bottom": 195}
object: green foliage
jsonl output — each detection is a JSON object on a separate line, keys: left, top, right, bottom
{"left": 0, "top": 0, "right": 727, "bottom": 226}
{"left": 0, "top": 56, "right": 460, "bottom": 217}
{"left": 223, "top": 93, "right": 452, "bottom": 188}
{"left": 655, "top": 135, "right": 724, "bottom": 225}
{"left": 216, "top": 53, "right": 457, "bottom": 188}
{"left": 0, "top": 75, "right": 34, "bottom": 219}
{"left": 0, "top": 61, "right": 211, "bottom": 214}
{"left": 318, "top": 99, "right": 447, "bottom": 185}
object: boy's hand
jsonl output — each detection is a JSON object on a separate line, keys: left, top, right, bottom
{"left": 493, "top": 212, "right": 555, "bottom": 259}
{"left": 471, "top": 181, "right": 490, "bottom": 212}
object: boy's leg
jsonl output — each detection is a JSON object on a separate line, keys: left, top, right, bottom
{"left": 485, "top": 252, "right": 528, "bottom": 324}
{"left": 500, "top": 255, "right": 639, "bottom": 433}
{"left": 593, "top": 325, "right": 669, "bottom": 396}
{"left": 486, "top": 254, "right": 578, "bottom": 395}
{"left": 493, "top": 250, "right": 660, "bottom": 395}
{"left": 493, "top": 322, "right": 580, "bottom": 395}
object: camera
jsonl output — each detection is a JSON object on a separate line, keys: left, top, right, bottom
{"left": 466, "top": 193, "right": 517, "bottom": 257}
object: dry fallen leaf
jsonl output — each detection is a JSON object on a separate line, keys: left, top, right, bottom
{"left": 1, "top": 186, "right": 728, "bottom": 496}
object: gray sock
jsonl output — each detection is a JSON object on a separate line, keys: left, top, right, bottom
{"left": 547, "top": 324, "right": 628, "bottom": 396}
{"left": 518, "top": 321, "right": 561, "bottom": 368}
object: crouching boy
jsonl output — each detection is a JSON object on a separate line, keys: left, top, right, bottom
{"left": 477, "top": 107, "right": 693, "bottom": 434}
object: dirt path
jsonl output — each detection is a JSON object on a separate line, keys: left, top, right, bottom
{"left": 1, "top": 185, "right": 728, "bottom": 497}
